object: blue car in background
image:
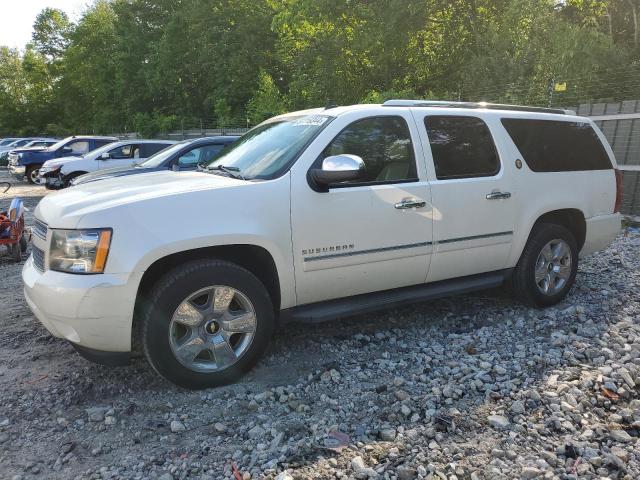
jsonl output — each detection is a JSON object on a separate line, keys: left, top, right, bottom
{"left": 0, "top": 138, "right": 58, "bottom": 166}
{"left": 71, "top": 136, "right": 239, "bottom": 186}
{"left": 8, "top": 135, "right": 118, "bottom": 183}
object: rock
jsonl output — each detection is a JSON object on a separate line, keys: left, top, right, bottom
{"left": 510, "top": 401, "right": 525, "bottom": 414}
{"left": 85, "top": 407, "right": 107, "bottom": 423}
{"left": 158, "top": 474, "right": 173, "bottom": 480}
{"left": 520, "top": 466, "right": 542, "bottom": 479}
{"left": 397, "top": 466, "right": 417, "bottom": 480}
{"left": 487, "top": 415, "right": 510, "bottom": 429}
{"left": 248, "top": 425, "right": 265, "bottom": 439}
{"left": 395, "top": 390, "right": 410, "bottom": 401}
{"left": 610, "top": 446, "right": 629, "bottom": 462}
{"left": 275, "top": 472, "right": 294, "bottom": 480}
{"left": 351, "top": 456, "right": 378, "bottom": 479}
{"left": 610, "top": 429, "right": 633, "bottom": 443}
{"left": 619, "top": 367, "right": 636, "bottom": 388}
{"left": 170, "top": 420, "right": 185, "bottom": 433}
{"left": 379, "top": 428, "right": 396, "bottom": 441}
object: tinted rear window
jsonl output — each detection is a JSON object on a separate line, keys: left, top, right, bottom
{"left": 501, "top": 119, "right": 612, "bottom": 172}
{"left": 424, "top": 116, "right": 500, "bottom": 180}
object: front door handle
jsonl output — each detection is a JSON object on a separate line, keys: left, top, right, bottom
{"left": 486, "top": 191, "right": 511, "bottom": 200}
{"left": 394, "top": 198, "right": 427, "bottom": 210}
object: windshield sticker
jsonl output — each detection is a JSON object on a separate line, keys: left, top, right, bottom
{"left": 292, "top": 115, "right": 328, "bottom": 126}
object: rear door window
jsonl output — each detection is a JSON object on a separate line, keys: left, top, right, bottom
{"left": 424, "top": 116, "right": 500, "bottom": 180}
{"left": 501, "top": 119, "right": 612, "bottom": 171}
{"left": 107, "top": 144, "right": 135, "bottom": 159}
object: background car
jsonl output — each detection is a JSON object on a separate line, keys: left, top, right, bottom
{"left": 71, "top": 136, "right": 239, "bottom": 186}
{"left": 8, "top": 135, "right": 118, "bottom": 184}
{"left": 0, "top": 137, "right": 55, "bottom": 155}
{"left": 39, "top": 139, "right": 176, "bottom": 189}
{"left": 0, "top": 138, "right": 58, "bottom": 166}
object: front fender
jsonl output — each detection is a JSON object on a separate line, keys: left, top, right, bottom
{"left": 76, "top": 175, "right": 296, "bottom": 308}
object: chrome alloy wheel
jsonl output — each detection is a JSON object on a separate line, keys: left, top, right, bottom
{"left": 30, "top": 168, "right": 41, "bottom": 184}
{"left": 534, "top": 239, "right": 572, "bottom": 295}
{"left": 168, "top": 286, "right": 257, "bottom": 372}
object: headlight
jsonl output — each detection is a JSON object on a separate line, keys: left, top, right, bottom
{"left": 40, "top": 164, "right": 60, "bottom": 174}
{"left": 49, "top": 229, "right": 112, "bottom": 274}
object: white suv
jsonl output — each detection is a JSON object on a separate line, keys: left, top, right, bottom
{"left": 23, "top": 101, "right": 622, "bottom": 388}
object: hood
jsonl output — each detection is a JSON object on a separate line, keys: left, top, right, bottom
{"left": 15, "top": 148, "right": 55, "bottom": 161}
{"left": 8, "top": 146, "right": 49, "bottom": 154}
{"left": 35, "top": 170, "right": 245, "bottom": 227}
{"left": 42, "top": 155, "right": 85, "bottom": 169}
{"left": 73, "top": 165, "right": 163, "bottom": 185}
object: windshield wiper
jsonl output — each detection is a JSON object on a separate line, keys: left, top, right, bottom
{"left": 207, "top": 164, "right": 245, "bottom": 181}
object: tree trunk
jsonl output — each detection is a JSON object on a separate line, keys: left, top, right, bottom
{"left": 605, "top": 5, "right": 613, "bottom": 41}
{"left": 628, "top": 0, "right": 639, "bottom": 47}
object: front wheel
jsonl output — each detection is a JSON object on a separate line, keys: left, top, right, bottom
{"left": 140, "top": 259, "right": 275, "bottom": 389}
{"left": 25, "top": 165, "right": 41, "bottom": 185}
{"left": 510, "top": 223, "right": 578, "bottom": 307}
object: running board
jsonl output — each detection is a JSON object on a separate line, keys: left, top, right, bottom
{"left": 280, "top": 269, "right": 511, "bottom": 324}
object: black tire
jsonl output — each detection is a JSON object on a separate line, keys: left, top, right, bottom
{"left": 140, "top": 259, "right": 275, "bottom": 389}
{"left": 510, "top": 223, "right": 578, "bottom": 307}
{"left": 25, "top": 165, "right": 40, "bottom": 185}
{"left": 19, "top": 234, "right": 28, "bottom": 253}
{"left": 63, "top": 172, "right": 86, "bottom": 188}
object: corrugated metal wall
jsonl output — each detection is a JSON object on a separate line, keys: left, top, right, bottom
{"left": 564, "top": 100, "right": 640, "bottom": 216}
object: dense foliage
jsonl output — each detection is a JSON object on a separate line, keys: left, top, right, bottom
{"left": 0, "top": 0, "right": 639, "bottom": 135}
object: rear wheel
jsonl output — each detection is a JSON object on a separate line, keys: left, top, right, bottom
{"left": 511, "top": 223, "right": 578, "bottom": 307}
{"left": 140, "top": 259, "right": 275, "bottom": 389}
{"left": 25, "top": 165, "right": 40, "bottom": 185}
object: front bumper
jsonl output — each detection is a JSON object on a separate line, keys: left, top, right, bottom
{"left": 43, "top": 174, "right": 64, "bottom": 190}
{"left": 22, "top": 255, "right": 141, "bottom": 353}
{"left": 580, "top": 213, "right": 621, "bottom": 257}
{"left": 8, "top": 164, "right": 25, "bottom": 179}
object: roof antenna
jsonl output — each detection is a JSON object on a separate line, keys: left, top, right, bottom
{"left": 324, "top": 100, "right": 338, "bottom": 110}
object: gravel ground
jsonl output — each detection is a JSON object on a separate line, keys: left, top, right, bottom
{"left": 0, "top": 169, "right": 639, "bottom": 480}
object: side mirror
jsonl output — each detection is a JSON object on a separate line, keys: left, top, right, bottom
{"left": 308, "top": 154, "right": 365, "bottom": 192}
{"left": 61, "top": 147, "right": 73, "bottom": 154}
{"left": 100, "top": 152, "right": 110, "bottom": 160}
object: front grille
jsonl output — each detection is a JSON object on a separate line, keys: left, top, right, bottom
{"left": 32, "top": 245, "right": 45, "bottom": 272}
{"left": 33, "top": 219, "right": 48, "bottom": 241}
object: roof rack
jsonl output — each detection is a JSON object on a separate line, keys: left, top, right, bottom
{"left": 381, "top": 100, "right": 575, "bottom": 115}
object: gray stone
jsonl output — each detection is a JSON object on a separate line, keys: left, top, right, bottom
{"left": 170, "top": 420, "right": 185, "bottom": 433}
{"left": 610, "top": 429, "right": 633, "bottom": 443}
{"left": 487, "top": 415, "right": 510, "bottom": 429}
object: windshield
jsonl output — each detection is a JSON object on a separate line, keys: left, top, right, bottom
{"left": 139, "top": 141, "right": 190, "bottom": 167}
{"left": 0, "top": 139, "right": 16, "bottom": 146}
{"left": 206, "top": 114, "right": 332, "bottom": 180}
{"left": 46, "top": 137, "right": 74, "bottom": 151}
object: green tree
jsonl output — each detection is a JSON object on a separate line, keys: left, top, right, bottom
{"left": 246, "top": 70, "right": 287, "bottom": 124}
{"left": 31, "top": 8, "right": 72, "bottom": 61}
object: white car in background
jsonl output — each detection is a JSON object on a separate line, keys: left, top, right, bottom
{"left": 38, "top": 139, "right": 176, "bottom": 189}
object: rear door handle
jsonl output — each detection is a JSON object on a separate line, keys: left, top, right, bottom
{"left": 486, "top": 191, "right": 511, "bottom": 200}
{"left": 394, "top": 198, "right": 427, "bottom": 209}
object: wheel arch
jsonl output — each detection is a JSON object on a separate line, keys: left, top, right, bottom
{"left": 132, "top": 244, "right": 282, "bottom": 349}
{"left": 529, "top": 208, "right": 586, "bottom": 252}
